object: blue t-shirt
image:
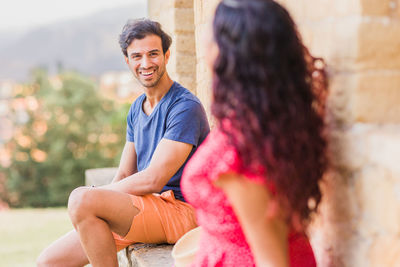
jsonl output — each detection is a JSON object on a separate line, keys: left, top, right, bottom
{"left": 126, "top": 82, "right": 210, "bottom": 201}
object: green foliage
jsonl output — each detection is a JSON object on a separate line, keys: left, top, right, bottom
{"left": 1, "top": 70, "right": 130, "bottom": 207}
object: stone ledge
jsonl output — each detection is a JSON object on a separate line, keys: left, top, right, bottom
{"left": 85, "top": 167, "right": 117, "bottom": 186}
{"left": 127, "top": 243, "right": 173, "bottom": 267}
{"left": 85, "top": 168, "right": 174, "bottom": 267}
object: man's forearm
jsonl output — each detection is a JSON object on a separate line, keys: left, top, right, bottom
{"left": 111, "top": 168, "right": 138, "bottom": 183}
{"left": 102, "top": 169, "right": 165, "bottom": 196}
{"left": 111, "top": 173, "right": 127, "bottom": 183}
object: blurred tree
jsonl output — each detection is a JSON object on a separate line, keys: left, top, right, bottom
{"left": 0, "top": 69, "right": 131, "bottom": 207}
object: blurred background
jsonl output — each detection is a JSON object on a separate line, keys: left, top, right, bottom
{"left": 0, "top": 0, "right": 146, "bottom": 265}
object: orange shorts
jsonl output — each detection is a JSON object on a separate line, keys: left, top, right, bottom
{"left": 112, "top": 190, "right": 197, "bottom": 251}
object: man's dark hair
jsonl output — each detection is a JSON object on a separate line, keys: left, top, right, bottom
{"left": 119, "top": 18, "right": 172, "bottom": 57}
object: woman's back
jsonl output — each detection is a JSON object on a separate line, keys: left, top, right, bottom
{"left": 182, "top": 129, "right": 316, "bottom": 267}
{"left": 180, "top": 0, "right": 328, "bottom": 265}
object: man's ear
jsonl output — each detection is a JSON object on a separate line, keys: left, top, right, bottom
{"left": 125, "top": 56, "right": 129, "bottom": 64}
{"left": 164, "top": 49, "right": 171, "bottom": 65}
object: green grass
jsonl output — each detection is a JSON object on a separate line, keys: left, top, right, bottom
{"left": 0, "top": 208, "right": 73, "bottom": 267}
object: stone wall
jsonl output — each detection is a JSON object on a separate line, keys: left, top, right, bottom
{"left": 148, "top": 0, "right": 197, "bottom": 93}
{"left": 149, "top": 0, "right": 400, "bottom": 266}
{"left": 278, "top": 1, "right": 400, "bottom": 266}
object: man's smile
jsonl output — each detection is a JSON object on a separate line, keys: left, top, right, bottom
{"left": 139, "top": 69, "right": 156, "bottom": 78}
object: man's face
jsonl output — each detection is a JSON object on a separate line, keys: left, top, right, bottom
{"left": 125, "top": 34, "right": 170, "bottom": 88}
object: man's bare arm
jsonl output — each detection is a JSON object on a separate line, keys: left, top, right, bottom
{"left": 103, "top": 138, "right": 192, "bottom": 195}
{"left": 112, "top": 142, "right": 138, "bottom": 183}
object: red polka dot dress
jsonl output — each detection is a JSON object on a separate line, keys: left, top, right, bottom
{"left": 181, "top": 129, "right": 317, "bottom": 267}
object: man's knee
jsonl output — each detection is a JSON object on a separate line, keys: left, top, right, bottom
{"left": 68, "top": 186, "right": 94, "bottom": 225}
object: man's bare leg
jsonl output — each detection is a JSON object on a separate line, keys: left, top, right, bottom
{"left": 37, "top": 186, "right": 139, "bottom": 267}
{"left": 37, "top": 230, "right": 88, "bottom": 267}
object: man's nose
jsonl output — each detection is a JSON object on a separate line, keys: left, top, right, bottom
{"left": 141, "top": 56, "right": 151, "bottom": 68}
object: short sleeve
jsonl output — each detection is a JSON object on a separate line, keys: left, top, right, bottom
{"left": 164, "top": 100, "right": 207, "bottom": 146}
{"left": 126, "top": 103, "right": 135, "bottom": 142}
{"left": 208, "top": 129, "right": 266, "bottom": 185}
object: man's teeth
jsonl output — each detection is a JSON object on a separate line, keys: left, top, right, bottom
{"left": 142, "top": 70, "right": 154, "bottom": 75}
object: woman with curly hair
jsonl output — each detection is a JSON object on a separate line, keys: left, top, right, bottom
{"left": 180, "top": 0, "right": 328, "bottom": 266}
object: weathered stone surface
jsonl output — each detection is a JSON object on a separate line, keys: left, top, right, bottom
{"left": 85, "top": 167, "right": 117, "bottom": 186}
{"left": 118, "top": 249, "right": 132, "bottom": 267}
{"left": 148, "top": 0, "right": 174, "bottom": 19}
{"left": 176, "top": 52, "right": 197, "bottom": 74}
{"left": 369, "top": 237, "right": 400, "bottom": 267}
{"left": 128, "top": 243, "right": 173, "bottom": 267}
{"left": 311, "top": 124, "right": 400, "bottom": 266}
{"left": 328, "top": 72, "right": 400, "bottom": 124}
{"left": 175, "top": 33, "right": 196, "bottom": 53}
{"left": 279, "top": 0, "right": 360, "bottom": 22}
{"left": 357, "top": 19, "right": 400, "bottom": 70}
{"left": 351, "top": 72, "right": 400, "bottom": 123}
{"left": 360, "top": 0, "right": 392, "bottom": 15}
{"left": 174, "top": 0, "right": 193, "bottom": 9}
{"left": 175, "top": 74, "right": 195, "bottom": 93}
{"left": 397, "top": 0, "right": 400, "bottom": 17}
{"left": 174, "top": 8, "right": 195, "bottom": 32}
{"left": 300, "top": 18, "right": 360, "bottom": 72}
{"left": 299, "top": 17, "right": 400, "bottom": 72}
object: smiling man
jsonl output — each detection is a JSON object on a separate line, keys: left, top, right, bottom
{"left": 37, "top": 19, "right": 210, "bottom": 267}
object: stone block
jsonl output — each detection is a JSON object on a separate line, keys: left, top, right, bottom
{"left": 357, "top": 18, "right": 400, "bottom": 70}
{"left": 300, "top": 17, "right": 400, "bottom": 72}
{"left": 175, "top": 8, "right": 195, "bottom": 32}
{"left": 350, "top": 72, "right": 400, "bottom": 123}
{"left": 354, "top": 166, "right": 400, "bottom": 235}
{"left": 326, "top": 124, "right": 400, "bottom": 236}
{"left": 148, "top": 0, "right": 174, "bottom": 19}
{"left": 369, "top": 237, "right": 400, "bottom": 267}
{"left": 360, "top": 0, "right": 392, "bottom": 16}
{"left": 175, "top": 52, "right": 197, "bottom": 74}
{"left": 194, "top": 23, "right": 209, "bottom": 59}
{"left": 193, "top": 0, "right": 204, "bottom": 25}
{"left": 176, "top": 74, "right": 196, "bottom": 94}
{"left": 327, "top": 72, "right": 400, "bottom": 125}
{"left": 156, "top": 9, "right": 175, "bottom": 34}
{"left": 326, "top": 73, "right": 357, "bottom": 126}
{"left": 128, "top": 243, "right": 173, "bottom": 267}
{"left": 328, "top": 124, "right": 400, "bottom": 172}
{"left": 282, "top": 0, "right": 360, "bottom": 23}
{"left": 175, "top": 33, "right": 196, "bottom": 53}
{"left": 366, "top": 125, "right": 400, "bottom": 174}
{"left": 304, "top": 18, "right": 359, "bottom": 72}
{"left": 194, "top": 0, "right": 218, "bottom": 25}
{"left": 85, "top": 167, "right": 117, "bottom": 186}
{"left": 311, "top": 125, "right": 400, "bottom": 267}
{"left": 318, "top": 171, "right": 359, "bottom": 224}
{"left": 195, "top": 57, "right": 212, "bottom": 118}
{"left": 174, "top": 0, "right": 193, "bottom": 9}
{"left": 397, "top": 0, "right": 400, "bottom": 16}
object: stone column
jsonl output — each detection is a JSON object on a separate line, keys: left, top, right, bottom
{"left": 148, "top": 0, "right": 197, "bottom": 93}
{"left": 193, "top": 0, "right": 219, "bottom": 123}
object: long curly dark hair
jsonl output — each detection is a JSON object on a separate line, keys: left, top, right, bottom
{"left": 212, "top": 0, "right": 328, "bottom": 226}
